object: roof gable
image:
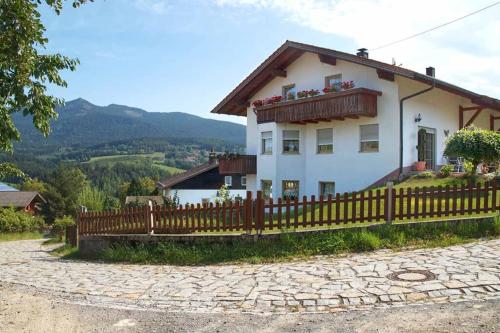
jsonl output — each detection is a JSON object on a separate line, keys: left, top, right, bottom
{"left": 211, "top": 40, "right": 500, "bottom": 116}
{"left": 0, "top": 191, "right": 45, "bottom": 208}
{"left": 157, "top": 162, "right": 219, "bottom": 189}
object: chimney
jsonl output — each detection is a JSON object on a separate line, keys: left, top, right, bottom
{"left": 356, "top": 48, "right": 369, "bottom": 59}
{"left": 208, "top": 148, "right": 217, "bottom": 164}
{"left": 426, "top": 66, "right": 435, "bottom": 77}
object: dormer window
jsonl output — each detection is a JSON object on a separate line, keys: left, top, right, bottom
{"left": 282, "top": 84, "right": 296, "bottom": 101}
{"left": 325, "top": 74, "right": 342, "bottom": 91}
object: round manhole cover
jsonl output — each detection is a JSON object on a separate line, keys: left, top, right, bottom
{"left": 386, "top": 270, "right": 436, "bottom": 282}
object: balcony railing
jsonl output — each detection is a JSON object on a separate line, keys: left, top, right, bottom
{"left": 218, "top": 155, "right": 257, "bottom": 175}
{"left": 256, "top": 88, "right": 381, "bottom": 124}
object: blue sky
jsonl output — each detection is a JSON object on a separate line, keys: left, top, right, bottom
{"left": 42, "top": 0, "right": 500, "bottom": 125}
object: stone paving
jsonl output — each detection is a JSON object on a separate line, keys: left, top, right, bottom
{"left": 0, "top": 239, "right": 499, "bottom": 314}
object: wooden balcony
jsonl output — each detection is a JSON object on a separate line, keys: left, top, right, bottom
{"left": 256, "top": 88, "right": 382, "bottom": 124}
{"left": 218, "top": 155, "right": 257, "bottom": 175}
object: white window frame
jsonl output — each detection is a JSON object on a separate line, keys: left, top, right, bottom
{"left": 241, "top": 176, "right": 247, "bottom": 186}
{"left": 282, "top": 180, "right": 300, "bottom": 200}
{"left": 282, "top": 130, "right": 300, "bottom": 154}
{"left": 282, "top": 84, "right": 296, "bottom": 100}
{"left": 224, "top": 176, "right": 232, "bottom": 187}
{"left": 317, "top": 128, "right": 333, "bottom": 154}
{"left": 261, "top": 180, "right": 272, "bottom": 199}
{"left": 261, "top": 131, "right": 273, "bottom": 155}
{"left": 359, "top": 124, "right": 379, "bottom": 153}
{"left": 325, "top": 74, "right": 342, "bottom": 90}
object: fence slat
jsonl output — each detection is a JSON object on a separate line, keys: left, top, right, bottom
{"left": 319, "top": 195, "right": 324, "bottom": 226}
{"left": 285, "top": 197, "right": 291, "bottom": 229}
{"left": 302, "top": 196, "right": 308, "bottom": 227}
{"left": 311, "top": 195, "right": 316, "bottom": 227}
{"left": 277, "top": 198, "right": 282, "bottom": 230}
{"left": 327, "top": 194, "right": 333, "bottom": 225}
{"left": 343, "top": 192, "right": 349, "bottom": 224}
{"left": 268, "top": 198, "right": 274, "bottom": 231}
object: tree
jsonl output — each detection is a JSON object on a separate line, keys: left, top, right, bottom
{"left": 444, "top": 126, "right": 500, "bottom": 174}
{"left": 77, "top": 186, "right": 106, "bottom": 211}
{"left": 21, "top": 178, "right": 47, "bottom": 192}
{"left": 0, "top": 0, "right": 89, "bottom": 174}
{"left": 42, "top": 164, "right": 88, "bottom": 222}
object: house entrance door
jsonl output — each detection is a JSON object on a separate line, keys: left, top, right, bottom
{"left": 418, "top": 127, "right": 436, "bottom": 170}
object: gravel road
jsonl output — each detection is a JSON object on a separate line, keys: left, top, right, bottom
{"left": 1, "top": 284, "right": 499, "bottom": 333}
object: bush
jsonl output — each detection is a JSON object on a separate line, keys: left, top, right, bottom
{"left": 0, "top": 207, "right": 45, "bottom": 233}
{"left": 414, "top": 171, "right": 434, "bottom": 179}
{"left": 53, "top": 216, "right": 75, "bottom": 238}
{"left": 438, "top": 164, "right": 454, "bottom": 178}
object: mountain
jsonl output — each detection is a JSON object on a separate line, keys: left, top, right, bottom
{"left": 13, "top": 98, "right": 246, "bottom": 147}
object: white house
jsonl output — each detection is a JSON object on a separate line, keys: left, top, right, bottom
{"left": 211, "top": 41, "right": 500, "bottom": 199}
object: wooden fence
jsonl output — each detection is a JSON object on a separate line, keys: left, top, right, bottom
{"left": 78, "top": 182, "right": 500, "bottom": 236}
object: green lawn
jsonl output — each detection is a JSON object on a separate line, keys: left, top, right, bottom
{"left": 0, "top": 232, "right": 44, "bottom": 242}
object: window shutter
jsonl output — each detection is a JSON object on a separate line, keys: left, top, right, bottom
{"left": 317, "top": 128, "right": 333, "bottom": 145}
{"left": 262, "top": 131, "right": 272, "bottom": 139}
{"left": 283, "top": 130, "right": 299, "bottom": 140}
{"left": 360, "top": 124, "right": 379, "bottom": 141}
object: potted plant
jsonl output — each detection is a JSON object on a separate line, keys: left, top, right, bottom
{"left": 287, "top": 92, "right": 295, "bottom": 100}
{"left": 414, "top": 129, "right": 427, "bottom": 171}
{"left": 307, "top": 89, "right": 320, "bottom": 97}
{"left": 341, "top": 81, "right": 355, "bottom": 90}
{"left": 252, "top": 99, "right": 263, "bottom": 108}
{"left": 297, "top": 90, "right": 308, "bottom": 98}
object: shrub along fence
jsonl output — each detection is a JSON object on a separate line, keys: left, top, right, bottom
{"left": 78, "top": 182, "right": 499, "bottom": 236}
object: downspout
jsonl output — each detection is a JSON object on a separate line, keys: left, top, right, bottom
{"left": 399, "top": 78, "right": 435, "bottom": 177}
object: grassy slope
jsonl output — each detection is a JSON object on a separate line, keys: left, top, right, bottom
{"left": 72, "top": 217, "right": 500, "bottom": 265}
{"left": 83, "top": 153, "right": 184, "bottom": 174}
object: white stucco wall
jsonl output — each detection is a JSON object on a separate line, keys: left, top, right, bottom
{"left": 242, "top": 51, "right": 496, "bottom": 197}
{"left": 164, "top": 189, "right": 247, "bottom": 205}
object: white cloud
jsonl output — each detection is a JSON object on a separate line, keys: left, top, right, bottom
{"left": 133, "top": 0, "right": 170, "bottom": 15}
{"left": 213, "top": 0, "right": 500, "bottom": 98}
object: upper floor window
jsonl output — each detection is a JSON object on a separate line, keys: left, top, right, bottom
{"left": 360, "top": 124, "right": 379, "bottom": 152}
{"left": 317, "top": 128, "right": 333, "bottom": 154}
{"left": 224, "top": 176, "right": 232, "bottom": 187}
{"left": 325, "top": 74, "right": 342, "bottom": 91}
{"left": 261, "top": 131, "right": 272, "bottom": 154}
{"left": 283, "top": 130, "right": 300, "bottom": 154}
{"left": 282, "top": 84, "right": 296, "bottom": 101}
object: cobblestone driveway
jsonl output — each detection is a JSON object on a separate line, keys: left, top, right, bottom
{"left": 0, "top": 239, "right": 499, "bottom": 314}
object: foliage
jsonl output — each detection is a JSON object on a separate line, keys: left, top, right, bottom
{"left": 126, "top": 177, "right": 155, "bottom": 196}
{"left": 0, "top": 162, "right": 27, "bottom": 181}
{"left": 77, "top": 186, "right": 106, "bottom": 211}
{"left": 163, "top": 191, "right": 180, "bottom": 208}
{"left": 444, "top": 126, "right": 500, "bottom": 173}
{"left": 0, "top": 207, "right": 45, "bottom": 233}
{"left": 0, "top": 231, "right": 44, "bottom": 242}
{"left": 0, "top": 0, "right": 86, "bottom": 153}
{"left": 414, "top": 171, "right": 434, "bottom": 179}
{"left": 81, "top": 218, "right": 500, "bottom": 265}
{"left": 52, "top": 215, "right": 75, "bottom": 238}
{"left": 215, "top": 184, "right": 232, "bottom": 204}
{"left": 417, "top": 128, "right": 426, "bottom": 162}
{"left": 21, "top": 178, "right": 47, "bottom": 192}
{"left": 463, "top": 160, "right": 476, "bottom": 176}
{"left": 42, "top": 164, "right": 88, "bottom": 222}
{"left": 438, "top": 164, "right": 454, "bottom": 178}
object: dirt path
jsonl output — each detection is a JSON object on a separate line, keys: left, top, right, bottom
{"left": 0, "top": 284, "right": 498, "bottom": 333}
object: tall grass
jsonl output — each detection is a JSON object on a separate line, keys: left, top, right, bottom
{"left": 0, "top": 232, "right": 44, "bottom": 242}
{"left": 75, "top": 217, "right": 500, "bottom": 265}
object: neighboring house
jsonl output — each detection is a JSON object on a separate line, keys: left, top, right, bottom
{"left": 211, "top": 40, "right": 500, "bottom": 198}
{"left": 0, "top": 182, "right": 19, "bottom": 192}
{"left": 125, "top": 195, "right": 164, "bottom": 206}
{"left": 157, "top": 157, "right": 247, "bottom": 205}
{"left": 0, "top": 191, "right": 46, "bottom": 213}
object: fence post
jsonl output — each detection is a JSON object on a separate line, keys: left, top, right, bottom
{"left": 245, "top": 191, "right": 253, "bottom": 234}
{"left": 256, "top": 191, "right": 263, "bottom": 235}
{"left": 386, "top": 182, "right": 394, "bottom": 225}
{"left": 146, "top": 200, "right": 154, "bottom": 235}
{"left": 75, "top": 205, "right": 87, "bottom": 248}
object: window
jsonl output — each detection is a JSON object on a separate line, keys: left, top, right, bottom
{"left": 282, "top": 180, "right": 299, "bottom": 200}
{"left": 202, "top": 198, "right": 210, "bottom": 205}
{"left": 317, "top": 128, "right": 333, "bottom": 154}
{"left": 325, "top": 74, "right": 342, "bottom": 91}
{"left": 282, "top": 84, "right": 296, "bottom": 100}
{"left": 241, "top": 176, "right": 247, "bottom": 186}
{"left": 283, "top": 130, "right": 300, "bottom": 154}
{"left": 261, "top": 131, "right": 272, "bottom": 154}
{"left": 224, "top": 176, "right": 232, "bottom": 187}
{"left": 360, "top": 124, "right": 379, "bottom": 152}
{"left": 319, "top": 182, "right": 335, "bottom": 197}
{"left": 261, "top": 180, "right": 272, "bottom": 199}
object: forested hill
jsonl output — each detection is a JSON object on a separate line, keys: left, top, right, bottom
{"left": 13, "top": 98, "right": 246, "bottom": 147}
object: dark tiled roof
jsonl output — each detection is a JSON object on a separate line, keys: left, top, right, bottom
{"left": 157, "top": 162, "right": 218, "bottom": 189}
{"left": 0, "top": 191, "right": 45, "bottom": 208}
{"left": 211, "top": 40, "right": 500, "bottom": 115}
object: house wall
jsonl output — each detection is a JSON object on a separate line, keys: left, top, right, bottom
{"left": 399, "top": 77, "right": 496, "bottom": 169}
{"left": 246, "top": 52, "right": 400, "bottom": 196}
